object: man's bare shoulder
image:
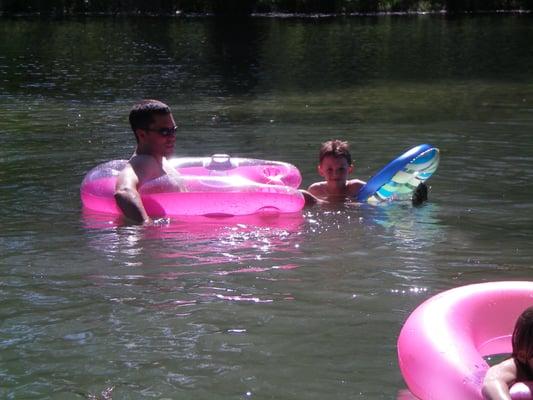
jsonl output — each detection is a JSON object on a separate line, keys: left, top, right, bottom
{"left": 128, "top": 154, "right": 162, "bottom": 184}
{"left": 129, "top": 154, "right": 159, "bottom": 169}
{"left": 115, "top": 163, "right": 138, "bottom": 192}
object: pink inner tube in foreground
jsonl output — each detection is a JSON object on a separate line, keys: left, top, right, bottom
{"left": 397, "top": 281, "right": 533, "bottom": 400}
{"left": 80, "top": 155, "right": 305, "bottom": 217}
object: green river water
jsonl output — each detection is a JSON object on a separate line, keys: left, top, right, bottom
{"left": 1, "top": 14, "right": 533, "bottom": 399}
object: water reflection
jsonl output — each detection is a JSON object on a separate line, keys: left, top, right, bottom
{"left": 81, "top": 209, "right": 304, "bottom": 277}
{"left": 364, "top": 202, "right": 445, "bottom": 249}
{"left": 78, "top": 212, "right": 307, "bottom": 329}
{"left": 305, "top": 200, "right": 445, "bottom": 251}
{"left": 396, "top": 389, "right": 417, "bottom": 399}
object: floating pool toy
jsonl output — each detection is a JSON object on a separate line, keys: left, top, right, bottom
{"left": 357, "top": 144, "right": 440, "bottom": 203}
{"left": 398, "top": 281, "right": 533, "bottom": 400}
{"left": 81, "top": 155, "right": 304, "bottom": 217}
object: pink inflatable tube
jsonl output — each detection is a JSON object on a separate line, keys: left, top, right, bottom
{"left": 81, "top": 155, "right": 304, "bottom": 216}
{"left": 398, "top": 281, "right": 533, "bottom": 400}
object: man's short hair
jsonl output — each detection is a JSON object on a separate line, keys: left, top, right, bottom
{"left": 319, "top": 139, "right": 352, "bottom": 165}
{"left": 129, "top": 100, "right": 171, "bottom": 141}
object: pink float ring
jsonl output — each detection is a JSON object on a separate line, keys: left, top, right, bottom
{"left": 81, "top": 155, "right": 304, "bottom": 217}
{"left": 398, "top": 281, "right": 533, "bottom": 400}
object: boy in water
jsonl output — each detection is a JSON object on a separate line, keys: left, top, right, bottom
{"left": 301, "top": 139, "right": 428, "bottom": 206}
{"left": 301, "top": 140, "right": 364, "bottom": 205}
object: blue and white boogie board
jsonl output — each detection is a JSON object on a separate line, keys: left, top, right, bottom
{"left": 356, "top": 144, "right": 440, "bottom": 204}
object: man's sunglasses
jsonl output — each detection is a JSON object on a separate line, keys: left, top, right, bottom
{"left": 145, "top": 125, "right": 178, "bottom": 137}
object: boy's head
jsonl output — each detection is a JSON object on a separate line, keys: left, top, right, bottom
{"left": 319, "top": 140, "right": 352, "bottom": 165}
{"left": 317, "top": 140, "right": 353, "bottom": 185}
{"left": 512, "top": 306, "right": 533, "bottom": 366}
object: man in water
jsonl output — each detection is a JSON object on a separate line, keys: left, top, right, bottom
{"left": 114, "top": 99, "right": 181, "bottom": 224}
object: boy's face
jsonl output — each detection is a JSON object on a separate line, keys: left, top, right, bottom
{"left": 318, "top": 155, "right": 353, "bottom": 186}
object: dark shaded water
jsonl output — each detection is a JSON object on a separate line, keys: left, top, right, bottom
{"left": 1, "top": 15, "right": 533, "bottom": 399}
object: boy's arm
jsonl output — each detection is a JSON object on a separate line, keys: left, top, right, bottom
{"left": 482, "top": 359, "right": 517, "bottom": 400}
{"left": 114, "top": 164, "right": 152, "bottom": 225}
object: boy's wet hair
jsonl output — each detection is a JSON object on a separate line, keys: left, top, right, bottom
{"left": 129, "top": 99, "right": 171, "bottom": 142}
{"left": 319, "top": 140, "right": 352, "bottom": 165}
{"left": 512, "top": 306, "right": 533, "bottom": 364}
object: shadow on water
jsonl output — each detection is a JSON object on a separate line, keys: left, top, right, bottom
{"left": 205, "top": 18, "right": 264, "bottom": 95}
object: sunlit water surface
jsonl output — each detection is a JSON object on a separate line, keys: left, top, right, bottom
{"left": 1, "top": 15, "right": 533, "bottom": 399}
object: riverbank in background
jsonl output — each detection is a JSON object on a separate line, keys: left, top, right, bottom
{"left": 1, "top": 0, "right": 532, "bottom": 17}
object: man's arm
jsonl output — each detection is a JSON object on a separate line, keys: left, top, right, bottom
{"left": 114, "top": 164, "right": 152, "bottom": 224}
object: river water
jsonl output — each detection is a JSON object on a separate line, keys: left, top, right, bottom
{"left": 1, "top": 14, "right": 533, "bottom": 399}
